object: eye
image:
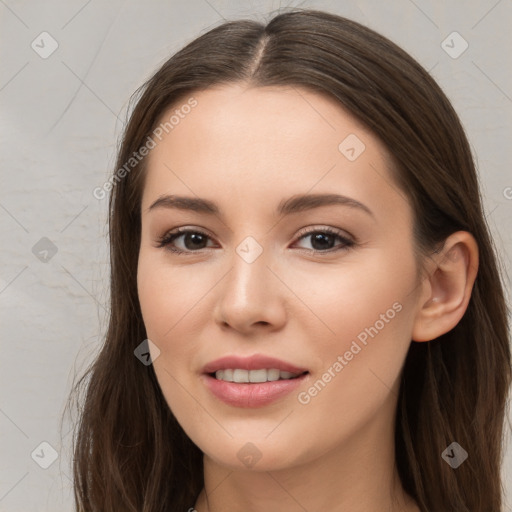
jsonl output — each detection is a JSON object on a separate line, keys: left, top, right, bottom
{"left": 156, "top": 227, "right": 214, "bottom": 254}
{"left": 292, "top": 226, "right": 355, "bottom": 254}
{"left": 156, "top": 226, "right": 355, "bottom": 255}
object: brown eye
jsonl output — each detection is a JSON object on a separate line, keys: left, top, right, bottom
{"left": 293, "top": 227, "right": 355, "bottom": 254}
{"left": 156, "top": 228, "right": 214, "bottom": 254}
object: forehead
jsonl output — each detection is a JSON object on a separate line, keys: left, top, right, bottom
{"left": 140, "top": 84, "right": 407, "bottom": 221}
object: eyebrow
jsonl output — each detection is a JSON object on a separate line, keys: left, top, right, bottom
{"left": 147, "top": 193, "right": 374, "bottom": 218}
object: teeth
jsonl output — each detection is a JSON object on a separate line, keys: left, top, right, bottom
{"left": 214, "top": 368, "right": 301, "bottom": 383}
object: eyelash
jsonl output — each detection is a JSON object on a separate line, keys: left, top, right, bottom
{"left": 155, "top": 226, "right": 355, "bottom": 256}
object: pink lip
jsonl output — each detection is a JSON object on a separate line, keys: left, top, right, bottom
{"left": 202, "top": 354, "right": 308, "bottom": 374}
{"left": 201, "top": 354, "right": 309, "bottom": 408}
{"left": 201, "top": 373, "right": 308, "bottom": 408}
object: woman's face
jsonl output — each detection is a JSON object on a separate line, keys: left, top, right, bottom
{"left": 137, "top": 83, "right": 426, "bottom": 471}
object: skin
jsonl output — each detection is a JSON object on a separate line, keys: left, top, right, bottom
{"left": 137, "top": 83, "right": 478, "bottom": 512}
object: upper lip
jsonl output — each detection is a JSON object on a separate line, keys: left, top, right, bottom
{"left": 202, "top": 354, "right": 308, "bottom": 374}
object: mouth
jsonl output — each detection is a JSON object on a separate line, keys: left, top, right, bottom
{"left": 201, "top": 354, "right": 310, "bottom": 407}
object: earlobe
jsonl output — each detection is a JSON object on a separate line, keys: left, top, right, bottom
{"left": 411, "top": 231, "right": 479, "bottom": 342}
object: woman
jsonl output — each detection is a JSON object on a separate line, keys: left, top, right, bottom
{"left": 66, "top": 8, "right": 511, "bottom": 511}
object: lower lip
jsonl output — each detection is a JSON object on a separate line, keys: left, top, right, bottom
{"left": 202, "top": 373, "right": 308, "bottom": 408}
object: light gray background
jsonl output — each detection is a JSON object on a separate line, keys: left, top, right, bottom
{"left": 1, "top": 1, "right": 511, "bottom": 510}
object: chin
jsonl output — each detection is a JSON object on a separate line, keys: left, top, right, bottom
{"left": 197, "top": 436, "right": 309, "bottom": 473}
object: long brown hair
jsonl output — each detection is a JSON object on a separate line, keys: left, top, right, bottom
{"left": 64, "top": 8, "right": 512, "bottom": 511}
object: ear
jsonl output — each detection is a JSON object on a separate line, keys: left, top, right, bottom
{"left": 411, "top": 231, "right": 479, "bottom": 342}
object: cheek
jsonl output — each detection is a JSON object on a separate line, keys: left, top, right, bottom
{"left": 137, "top": 252, "right": 223, "bottom": 385}
{"left": 290, "top": 250, "right": 417, "bottom": 404}
{"left": 137, "top": 256, "right": 201, "bottom": 414}
{"left": 137, "top": 253, "right": 204, "bottom": 341}
{"left": 283, "top": 248, "right": 417, "bottom": 347}
{"left": 290, "top": 291, "right": 414, "bottom": 452}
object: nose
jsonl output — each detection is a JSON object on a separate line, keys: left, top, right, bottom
{"left": 213, "top": 245, "right": 287, "bottom": 334}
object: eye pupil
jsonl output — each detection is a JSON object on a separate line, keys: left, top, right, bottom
{"left": 185, "top": 233, "right": 207, "bottom": 249}
{"left": 311, "top": 233, "right": 335, "bottom": 250}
